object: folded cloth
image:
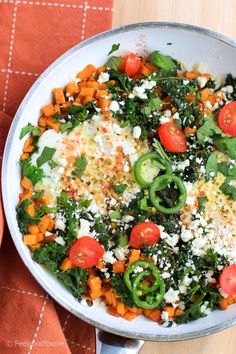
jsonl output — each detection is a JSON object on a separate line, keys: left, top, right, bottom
{"left": 0, "top": 112, "right": 96, "bottom": 354}
{"left": 0, "top": 0, "right": 113, "bottom": 352}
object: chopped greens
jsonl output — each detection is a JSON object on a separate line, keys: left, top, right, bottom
{"left": 113, "top": 184, "right": 127, "bottom": 195}
{"left": 72, "top": 153, "right": 87, "bottom": 180}
{"left": 108, "top": 43, "right": 120, "bottom": 56}
{"left": 20, "top": 123, "right": 40, "bottom": 139}
{"left": 37, "top": 146, "right": 56, "bottom": 167}
{"left": 20, "top": 160, "right": 44, "bottom": 185}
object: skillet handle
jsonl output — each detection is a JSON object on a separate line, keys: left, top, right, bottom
{"left": 95, "top": 328, "right": 144, "bottom": 354}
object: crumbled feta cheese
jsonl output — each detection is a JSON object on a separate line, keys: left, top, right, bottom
{"left": 222, "top": 85, "right": 233, "bottom": 94}
{"left": 55, "top": 214, "right": 66, "bottom": 231}
{"left": 159, "top": 116, "right": 171, "bottom": 124}
{"left": 183, "top": 275, "right": 192, "bottom": 286}
{"left": 197, "top": 76, "right": 207, "bottom": 88}
{"left": 161, "top": 311, "right": 169, "bottom": 322}
{"left": 77, "top": 219, "right": 91, "bottom": 238}
{"left": 54, "top": 236, "right": 65, "bottom": 246}
{"left": 123, "top": 161, "right": 129, "bottom": 173}
{"left": 133, "top": 126, "right": 142, "bottom": 139}
{"left": 103, "top": 250, "right": 116, "bottom": 264}
{"left": 122, "top": 215, "right": 134, "bottom": 223}
{"left": 204, "top": 100, "right": 212, "bottom": 109}
{"left": 112, "top": 123, "right": 122, "bottom": 134}
{"left": 45, "top": 231, "right": 53, "bottom": 237}
{"left": 98, "top": 72, "right": 109, "bottom": 84}
{"left": 114, "top": 246, "right": 129, "bottom": 261}
{"left": 173, "top": 112, "right": 180, "bottom": 120}
{"left": 164, "top": 287, "right": 180, "bottom": 305}
{"left": 110, "top": 101, "right": 120, "bottom": 112}
{"left": 200, "top": 301, "right": 211, "bottom": 316}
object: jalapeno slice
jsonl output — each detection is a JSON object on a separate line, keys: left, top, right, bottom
{"left": 149, "top": 174, "right": 187, "bottom": 214}
{"left": 134, "top": 152, "right": 172, "bottom": 188}
{"left": 124, "top": 260, "right": 165, "bottom": 309}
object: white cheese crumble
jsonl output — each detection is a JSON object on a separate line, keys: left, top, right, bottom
{"left": 55, "top": 214, "right": 66, "bottom": 231}
{"left": 110, "top": 101, "right": 120, "bottom": 112}
{"left": 133, "top": 126, "right": 142, "bottom": 139}
{"left": 161, "top": 311, "right": 169, "bottom": 322}
{"left": 97, "top": 72, "right": 109, "bottom": 84}
{"left": 54, "top": 236, "right": 66, "bottom": 246}
{"left": 164, "top": 287, "right": 180, "bottom": 305}
{"left": 197, "top": 76, "right": 207, "bottom": 88}
{"left": 103, "top": 250, "right": 116, "bottom": 264}
{"left": 77, "top": 219, "right": 91, "bottom": 238}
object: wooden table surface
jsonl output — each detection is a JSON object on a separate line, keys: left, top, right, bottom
{"left": 112, "top": 1, "right": 236, "bottom": 353}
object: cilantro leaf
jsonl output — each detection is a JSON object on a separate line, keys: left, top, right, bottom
{"left": 32, "top": 190, "right": 45, "bottom": 199}
{"left": 106, "top": 56, "right": 121, "bottom": 71}
{"left": 205, "top": 151, "right": 218, "bottom": 180}
{"left": 108, "top": 43, "right": 120, "bottom": 56}
{"left": 197, "top": 196, "right": 208, "bottom": 213}
{"left": 113, "top": 184, "right": 127, "bottom": 194}
{"left": 20, "top": 123, "right": 40, "bottom": 139}
{"left": 197, "top": 115, "right": 223, "bottom": 143}
{"left": 214, "top": 137, "right": 236, "bottom": 160}
{"left": 48, "top": 160, "right": 58, "bottom": 169}
{"left": 218, "top": 162, "right": 236, "bottom": 178}
{"left": 72, "top": 153, "right": 87, "bottom": 180}
{"left": 60, "top": 105, "right": 88, "bottom": 133}
{"left": 149, "top": 51, "right": 176, "bottom": 71}
{"left": 20, "top": 160, "right": 44, "bottom": 185}
{"left": 16, "top": 199, "right": 42, "bottom": 234}
{"left": 152, "top": 138, "right": 171, "bottom": 161}
{"left": 37, "top": 146, "right": 56, "bottom": 167}
{"left": 220, "top": 179, "right": 236, "bottom": 200}
{"left": 141, "top": 97, "right": 162, "bottom": 116}
{"left": 109, "top": 210, "right": 121, "bottom": 219}
{"left": 108, "top": 69, "right": 131, "bottom": 90}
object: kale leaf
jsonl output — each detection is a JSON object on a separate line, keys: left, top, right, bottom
{"left": 110, "top": 275, "right": 135, "bottom": 307}
{"left": 20, "top": 160, "right": 44, "bottom": 185}
{"left": 16, "top": 199, "right": 42, "bottom": 234}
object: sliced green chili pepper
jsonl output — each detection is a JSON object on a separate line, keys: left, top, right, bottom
{"left": 149, "top": 174, "right": 187, "bottom": 214}
{"left": 124, "top": 260, "right": 165, "bottom": 309}
{"left": 134, "top": 152, "right": 172, "bottom": 188}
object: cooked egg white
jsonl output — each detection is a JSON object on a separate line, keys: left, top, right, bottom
{"left": 31, "top": 114, "right": 149, "bottom": 213}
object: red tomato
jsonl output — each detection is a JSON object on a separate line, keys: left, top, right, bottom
{"left": 69, "top": 236, "right": 104, "bottom": 269}
{"left": 219, "top": 265, "right": 236, "bottom": 295}
{"left": 125, "top": 53, "right": 141, "bottom": 77}
{"left": 157, "top": 122, "right": 187, "bottom": 153}
{"left": 217, "top": 101, "right": 236, "bottom": 136}
{"left": 130, "top": 222, "right": 160, "bottom": 249}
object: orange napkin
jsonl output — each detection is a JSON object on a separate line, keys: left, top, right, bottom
{"left": 0, "top": 1, "right": 113, "bottom": 352}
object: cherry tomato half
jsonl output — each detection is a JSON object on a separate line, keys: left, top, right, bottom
{"left": 69, "top": 236, "right": 104, "bottom": 269}
{"left": 217, "top": 101, "right": 236, "bottom": 136}
{"left": 125, "top": 53, "right": 141, "bottom": 77}
{"left": 130, "top": 222, "right": 160, "bottom": 249}
{"left": 219, "top": 265, "right": 236, "bottom": 295}
{"left": 157, "top": 122, "right": 187, "bottom": 153}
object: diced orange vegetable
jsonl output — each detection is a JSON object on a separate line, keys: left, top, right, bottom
{"left": 65, "top": 82, "right": 79, "bottom": 96}
{"left": 219, "top": 298, "right": 228, "bottom": 310}
{"left": 39, "top": 192, "right": 52, "bottom": 206}
{"left": 77, "top": 64, "right": 96, "bottom": 80}
{"left": 46, "top": 217, "right": 55, "bottom": 231}
{"left": 184, "top": 71, "right": 200, "bottom": 79}
{"left": 53, "top": 88, "right": 66, "bottom": 104}
{"left": 96, "top": 260, "right": 105, "bottom": 270}
{"left": 20, "top": 153, "right": 29, "bottom": 160}
{"left": 184, "top": 127, "right": 196, "bottom": 135}
{"left": 53, "top": 104, "right": 61, "bottom": 114}
{"left": 21, "top": 177, "right": 32, "bottom": 191}
{"left": 19, "top": 191, "right": 32, "bottom": 202}
{"left": 95, "top": 89, "right": 108, "bottom": 99}
{"left": 28, "top": 225, "right": 39, "bottom": 234}
{"left": 99, "top": 98, "right": 111, "bottom": 111}
{"left": 38, "top": 215, "right": 51, "bottom": 233}
{"left": 97, "top": 66, "right": 106, "bottom": 74}
{"left": 116, "top": 302, "right": 128, "bottom": 316}
{"left": 42, "top": 103, "right": 54, "bottom": 117}
{"left": 23, "top": 144, "right": 34, "bottom": 153}
{"left": 112, "top": 260, "right": 126, "bottom": 273}
{"left": 227, "top": 296, "right": 235, "bottom": 305}
{"left": 86, "top": 81, "right": 100, "bottom": 89}
{"left": 107, "top": 306, "right": 120, "bottom": 317}
{"left": 175, "top": 308, "right": 184, "bottom": 317}
{"left": 143, "top": 309, "right": 152, "bottom": 317}
{"left": 104, "top": 290, "right": 117, "bottom": 308}
{"left": 124, "top": 311, "right": 138, "bottom": 321}
{"left": 186, "top": 92, "right": 196, "bottom": 103}
{"left": 89, "top": 288, "right": 104, "bottom": 301}
{"left": 139, "top": 62, "right": 152, "bottom": 77}
{"left": 46, "top": 117, "right": 60, "bottom": 132}
{"left": 128, "top": 249, "right": 141, "bottom": 265}
{"left": 87, "top": 276, "right": 102, "bottom": 291}
{"left": 127, "top": 307, "right": 143, "bottom": 315}
{"left": 26, "top": 203, "right": 35, "bottom": 217}
{"left": 60, "top": 257, "right": 74, "bottom": 271}
{"left": 79, "top": 87, "right": 95, "bottom": 97}
{"left": 148, "top": 309, "right": 161, "bottom": 322}
{"left": 83, "top": 96, "right": 95, "bottom": 104}
{"left": 200, "top": 88, "right": 212, "bottom": 102}
{"left": 23, "top": 233, "right": 44, "bottom": 245}
{"left": 163, "top": 306, "right": 176, "bottom": 317}
{"left": 38, "top": 116, "right": 47, "bottom": 127}
{"left": 29, "top": 243, "right": 41, "bottom": 251}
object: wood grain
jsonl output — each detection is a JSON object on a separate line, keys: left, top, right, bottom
{"left": 112, "top": 1, "right": 236, "bottom": 353}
